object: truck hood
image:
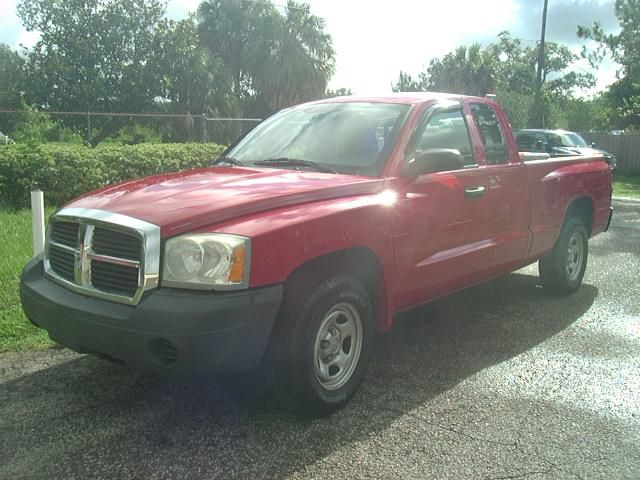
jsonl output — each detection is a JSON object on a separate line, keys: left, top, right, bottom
{"left": 64, "top": 166, "right": 384, "bottom": 236}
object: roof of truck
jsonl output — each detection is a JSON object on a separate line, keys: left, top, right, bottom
{"left": 317, "top": 91, "right": 489, "bottom": 106}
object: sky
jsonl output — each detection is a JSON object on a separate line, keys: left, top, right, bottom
{"left": 0, "top": 0, "right": 621, "bottom": 95}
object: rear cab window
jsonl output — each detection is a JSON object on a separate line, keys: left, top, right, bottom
{"left": 470, "top": 103, "right": 508, "bottom": 165}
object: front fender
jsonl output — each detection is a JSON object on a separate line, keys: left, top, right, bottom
{"left": 200, "top": 193, "right": 397, "bottom": 331}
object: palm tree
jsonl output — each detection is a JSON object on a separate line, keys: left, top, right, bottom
{"left": 198, "top": 0, "right": 270, "bottom": 95}
{"left": 438, "top": 44, "right": 496, "bottom": 96}
{"left": 252, "top": 2, "right": 335, "bottom": 112}
{"left": 198, "top": 0, "right": 335, "bottom": 116}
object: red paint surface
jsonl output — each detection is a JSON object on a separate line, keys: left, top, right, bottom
{"left": 63, "top": 93, "right": 612, "bottom": 332}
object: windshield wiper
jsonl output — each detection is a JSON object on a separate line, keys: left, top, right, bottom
{"left": 253, "top": 158, "right": 337, "bottom": 174}
{"left": 213, "top": 156, "right": 243, "bottom": 167}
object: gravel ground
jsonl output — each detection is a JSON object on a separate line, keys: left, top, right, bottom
{"left": 1, "top": 200, "right": 638, "bottom": 480}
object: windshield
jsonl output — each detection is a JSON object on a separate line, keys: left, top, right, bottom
{"left": 227, "top": 102, "right": 410, "bottom": 176}
{"left": 548, "top": 132, "right": 588, "bottom": 148}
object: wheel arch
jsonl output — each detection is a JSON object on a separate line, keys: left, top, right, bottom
{"left": 564, "top": 196, "right": 594, "bottom": 236}
{"left": 281, "top": 247, "right": 391, "bottom": 333}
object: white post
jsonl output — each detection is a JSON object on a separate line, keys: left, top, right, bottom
{"left": 31, "top": 190, "right": 45, "bottom": 257}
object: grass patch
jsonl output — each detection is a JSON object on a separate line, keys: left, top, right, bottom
{"left": 0, "top": 208, "right": 55, "bottom": 352}
{"left": 613, "top": 175, "right": 640, "bottom": 199}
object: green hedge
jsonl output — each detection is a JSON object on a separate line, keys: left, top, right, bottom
{"left": 0, "top": 143, "right": 226, "bottom": 208}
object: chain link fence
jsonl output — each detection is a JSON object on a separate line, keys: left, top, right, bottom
{"left": 0, "top": 110, "right": 261, "bottom": 146}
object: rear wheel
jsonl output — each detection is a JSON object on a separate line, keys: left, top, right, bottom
{"left": 539, "top": 216, "right": 589, "bottom": 295}
{"left": 267, "top": 273, "right": 374, "bottom": 415}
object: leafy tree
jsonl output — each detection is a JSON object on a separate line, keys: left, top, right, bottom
{"left": 198, "top": 0, "right": 335, "bottom": 117}
{"left": 393, "top": 31, "right": 595, "bottom": 129}
{"left": 486, "top": 32, "right": 536, "bottom": 93}
{"left": 494, "top": 87, "right": 533, "bottom": 130}
{"left": 391, "top": 71, "right": 424, "bottom": 92}
{"left": 17, "top": 0, "right": 167, "bottom": 115}
{"left": 488, "top": 33, "right": 594, "bottom": 97}
{"left": 11, "top": 108, "right": 84, "bottom": 145}
{"left": 424, "top": 45, "right": 496, "bottom": 96}
{"left": 392, "top": 45, "right": 497, "bottom": 96}
{"left": 578, "top": 0, "right": 640, "bottom": 78}
{"left": 325, "top": 87, "right": 353, "bottom": 97}
{"left": 600, "top": 78, "right": 640, "bottom": 129}
{"left": 155, "top": 18, "right": 227, "bottom": 114}
{"left": 0, "top": 44, "right": 27, "bottom": 133}
{"left": 579, "top": 0, "right": 640, "bottom": 128}
{"left": 252, "top": 1, "right": 335, "bottom": 113}
{"left": 563, "top": 96, "right": 612, "bottom": 132}
{"left": 152, "top": 17, "right": 236, "bottom": 141}
{"left": 198, "top": 0, "right": 271, "bottom": 97}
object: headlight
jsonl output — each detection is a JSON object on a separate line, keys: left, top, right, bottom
{"left": 162, "top": 233, "right": 250, "bottom": 290}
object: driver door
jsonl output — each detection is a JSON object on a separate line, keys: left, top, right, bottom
{"left": 392, "top": 103, "right": 494, "bottom": 309}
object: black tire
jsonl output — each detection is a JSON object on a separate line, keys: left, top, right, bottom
{"left": 266, "top": 273, "right": 375, "bottom": 416}
{"left": 539, "top": 216, "right": 589, "bottom": 295}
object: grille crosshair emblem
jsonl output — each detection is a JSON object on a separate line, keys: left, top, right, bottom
{"left": 74, "top": 224, "right": 94, "bottom": 287}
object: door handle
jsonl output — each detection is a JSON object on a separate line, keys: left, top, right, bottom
{"left": 464, "top": 186, "right": 486, "bottom": 199}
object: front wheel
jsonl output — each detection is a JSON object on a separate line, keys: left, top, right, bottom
{"left": 539, "top": 216, "right": 589, "bottom": 295}
{"left": 267, "top": 273, "right": 374, "bottom": 415}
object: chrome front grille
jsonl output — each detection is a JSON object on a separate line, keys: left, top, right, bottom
{"left": 48, "top": 241, "right": 75, "bottom": 281}
{"left": 91, "top": 259, "right": 139, "bottom": 296}
{"left": 50, "top": 221, "right": 79, "bottom": 247}
{"left": 43, "top": 208, "right": 161, "bottom": 305}
{"left": 92, "top": 226, "right": 142, "bottom": 260}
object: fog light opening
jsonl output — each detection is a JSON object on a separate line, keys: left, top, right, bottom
{"left": 148, "top": 338, "right": 178, "bottom": 366}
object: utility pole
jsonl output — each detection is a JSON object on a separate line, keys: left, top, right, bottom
{"left": 532, "top": 0, "right": 549, "bottom": 128}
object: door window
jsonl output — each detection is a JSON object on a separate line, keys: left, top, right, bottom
{"left": 414, "top": 109, "right": 475, "bottom": 166}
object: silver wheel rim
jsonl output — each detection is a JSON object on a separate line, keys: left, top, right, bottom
{"left": 566, "top": 231, "right": 584, "bottom": 282}
{"left": 313, "top": 302, "right": 363, "bottom": 391}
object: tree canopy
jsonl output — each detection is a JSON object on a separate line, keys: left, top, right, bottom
{"left": 579, "top": 0, "right": 640, "bottom": 129}
{"left": 17, "top": 0, "right": 168, "bottom": 114}
{"left": 4, "top": 0, "right": 336, "bottom": 143}
{"left": 392, "top": 32, "right": 595, "bottom": 130}
{"left": 2, "top": 0, "right": 637, "bottom": 143}
{"left": 197, "top": 0, "right": 335, "bottom": 116}
{"left": 0, "top": 44, "right": 27, "bottom": 132}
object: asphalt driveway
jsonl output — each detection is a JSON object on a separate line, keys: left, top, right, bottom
{"left": 1, "top": 200, "right": 638, "bottom": 479}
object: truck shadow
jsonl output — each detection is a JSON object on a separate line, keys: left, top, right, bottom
{"left": 0, "top": 272, "right": 598, "bottom": 479}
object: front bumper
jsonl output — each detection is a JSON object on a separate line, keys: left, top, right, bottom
{"left": 20, "top": 258, "right": 283, "bottom": 374}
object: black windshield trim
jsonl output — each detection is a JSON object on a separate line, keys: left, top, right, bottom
{"left": 253, "top": 158, "right": 337, "bottom": 174}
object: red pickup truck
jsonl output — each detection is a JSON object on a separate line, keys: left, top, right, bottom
{"left": 20, "top": 93, "right": 612, "bottom": 414}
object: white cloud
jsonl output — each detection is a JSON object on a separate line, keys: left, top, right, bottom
{"left": 0, "top": 0, "right": 22, "bottom": 47}
{"left": 308, "top": 0, "right": 518, "bottom": 93}
{"left": 17, "top": 30, "right": 39, "bottom": 49}
{"left": 166, "top": 0, "right": 200, "bottom": 20}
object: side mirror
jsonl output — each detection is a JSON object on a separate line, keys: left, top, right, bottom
{"left": 402, "top": 148, "right": 465, "bottom": 178}
{"left": 591, "top": 141, "right": 596, "bottom": 148}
